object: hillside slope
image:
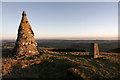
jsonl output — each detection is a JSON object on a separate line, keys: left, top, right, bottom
{"left": 2, "top": 49, "right": 120, "bottom": 79}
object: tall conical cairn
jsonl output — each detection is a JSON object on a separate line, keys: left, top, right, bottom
{"left": 13, "top": 11, "right": 39, "bottom": 57}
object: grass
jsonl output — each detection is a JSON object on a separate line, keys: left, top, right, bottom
{"left": 2, "top": 49, "right": 120, "bottom": 79}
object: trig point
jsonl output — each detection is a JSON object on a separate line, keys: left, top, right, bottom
{"left": 12, "top": 11, "right": 39, "bottom": 56}
{"left": 89, "top": 43, "right": 99, "bottom": 58}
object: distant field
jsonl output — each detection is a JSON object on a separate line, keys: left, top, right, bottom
{"left": 2, "top": 40, "right": 119, "bottom": 56}
{"left": 36, "top": 40, "right": 119, "bottom": 52}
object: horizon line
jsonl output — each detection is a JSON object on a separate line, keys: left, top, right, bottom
{"left": 1, "top": 39, "right": 118, "bottom": 41}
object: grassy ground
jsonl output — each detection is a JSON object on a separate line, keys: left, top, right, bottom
{"left": 2, "top": 49, "right": 120, "bottom": 80}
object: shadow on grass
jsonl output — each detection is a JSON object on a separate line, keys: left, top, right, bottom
{"left": 68, "top": 54, "right": 91, "bottom": 59}
{"left": 2, "top": 49, "right": 13, "bottom": 58}
{"left": 3, "top": 58, "right": 83, "bottom": 80}
{"left": 2, "top": 53, "right": 120, "bottom": 80}
{"left": 45, "top": 52, "right": 91, "bottom": 59}
{"left": 95, "top": 57, "right": 120, "bottom": 69}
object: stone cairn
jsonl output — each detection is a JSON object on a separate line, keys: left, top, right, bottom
{"left": 12, "top": 11, "right": 39, "bottom": 57}
{"left": 89, "top": 43, "right": 99, "bottom": 58}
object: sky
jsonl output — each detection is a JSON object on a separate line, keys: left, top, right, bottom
{"left": 2, "top": 2, "right": 118, "bottom": 40}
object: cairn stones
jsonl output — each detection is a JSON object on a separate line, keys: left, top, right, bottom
{"left": 12, "top": 11, "right": 39, "bottom": 56}
{"left": 89, "top": 43, "right": 99, "bottom": 58}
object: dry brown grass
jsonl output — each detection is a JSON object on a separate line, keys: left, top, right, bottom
{"left": 2, "top": 49, "right": 120, "bottom": 79}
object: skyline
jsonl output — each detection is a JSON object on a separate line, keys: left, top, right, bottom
{"left": 2, "top": 2, "right": 118, "bottom": 40}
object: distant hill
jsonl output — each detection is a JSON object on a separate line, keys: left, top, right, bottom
{"left": 36, "top": 40, "right": 118, "bottom": 52}
{"left": 2, "top": 40, "right": 119, "bottom": 53}
{"left": 110, "top": 48, "right": 120, "bottom": 53}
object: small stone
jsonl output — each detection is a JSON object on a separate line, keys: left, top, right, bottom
{"left": 29, "top": 51, "right": 31, "bottom": 53}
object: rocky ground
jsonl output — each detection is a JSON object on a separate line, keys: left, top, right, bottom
{"left": 2, "top": 48, "right": 120, "bottom": 80}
